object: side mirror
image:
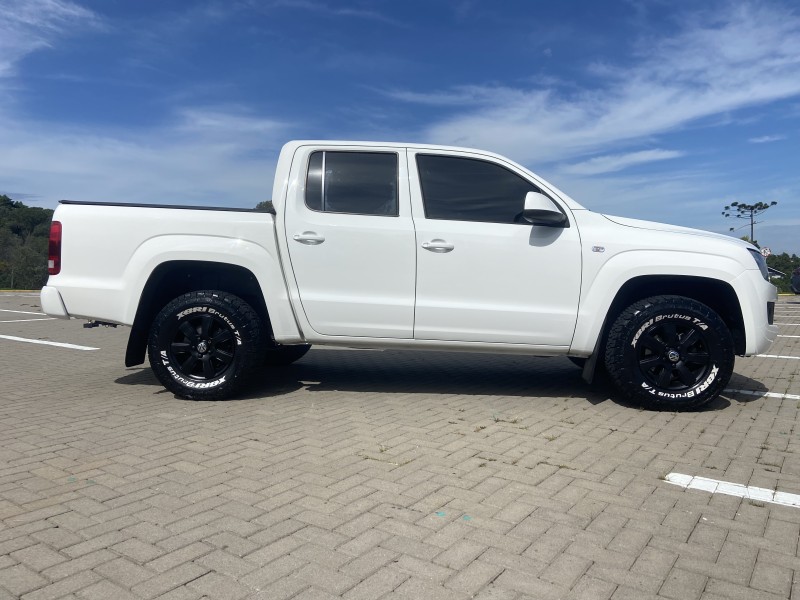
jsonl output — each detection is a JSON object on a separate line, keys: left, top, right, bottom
{"left": 522, "top": 191, "right": 568, "bottom": 227}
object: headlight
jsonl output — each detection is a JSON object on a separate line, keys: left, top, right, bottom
{"left": 747, "top": 248, "right": 769, "bottom": 281}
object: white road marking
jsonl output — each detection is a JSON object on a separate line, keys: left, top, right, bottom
{"left": 778, "top": 335, "right": 800, "bottom": 338}
{"left": 666, "top": 473, "right": 800, "bottom": 508}
{"left": 775, "top": 323, "right": 800, "bottom": 326}
{"left": 0, "top": 309, "right": 46, "bottom": 315}
{"left": 724, "top": 388, "right": 800, "bottom": 401}
{"left": 757, "top": 354, "right": 800, "bottom": 360}
{"left": 0, "top": 335, "right": 98, "bottom": 351}
{"left": 0, "top": 318, "right": 56, "bottom": 323}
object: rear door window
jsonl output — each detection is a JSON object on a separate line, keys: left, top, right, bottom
{"left": 306, "top": 151, "right": 398, "bottom": 216}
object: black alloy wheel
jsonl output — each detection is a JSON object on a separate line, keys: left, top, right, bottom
{"left": 635, "top": 319, "right": 713, "bottom": 392}
{"left": 148, "top": 290, "right": 264, "bottom": 400}
{"left": 605, "top": 295, "right": 734, "bottom": 409}
{"left": 168, "top": 311, "right": 237, "bottom": 380}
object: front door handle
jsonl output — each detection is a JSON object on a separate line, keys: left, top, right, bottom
{"left": 421, "top": 239, "right": 454, "bottom": 253}
{"left": 293, "top": 231, "right": 325, "bottom": 245}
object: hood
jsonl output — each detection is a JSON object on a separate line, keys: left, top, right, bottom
{"left": 601, "top": 214, "right": 752, "bottom": 248}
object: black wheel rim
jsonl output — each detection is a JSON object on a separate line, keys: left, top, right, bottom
{"left": 168, "top": 313, "right": 236, "bottom": 380}
{"left": 635, "top": 320, "right": 713, "bottom": 391}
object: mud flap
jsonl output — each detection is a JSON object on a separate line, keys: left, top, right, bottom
{"left": 581, "top": 316, "right": 607, "bottom": 385}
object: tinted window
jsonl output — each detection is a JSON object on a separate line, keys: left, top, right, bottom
{"left": 416, "top": 154, "right": 540, "bottom": 223}
{"left": 306, "top": 151, "right": 398, "bottom": 216}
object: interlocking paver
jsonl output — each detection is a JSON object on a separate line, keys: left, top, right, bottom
{"left": 1, "top": 293, "right": 800, "bottom": 599}
{"left": 294, "top": 563, "right": 359, "bottom": 595}
{"left": 145, "top": 542, "right": 212, "bottom": 573}
{"left": 19, "top": 571, "right": 100, "bottom": 600}
{"left": 185, "top": 572, "right": 251, "bottom": 600}
{"left": 471, "top": 586, "right": 517, "bottom": 600}
{"left": 111, "top": 537, "right": 164, "bottom": 563}
{"left": 492, "top": 568, "right": 564, "bottom": 598}
{"left": 130, "top": 563, "right": 209, "bottom": 599}
{"left": 11, "top": 543, "right": 67, "bottom": 571}
{"left": 293, "top": 587, "right": 343, "bottom": 600}
{"left": 151, "top": 587, "right": 202, "bottom": 600}
{"left": 443, "top": 559, "right": 503, "bottom": 595}
{"left": 194, "top": 549, "right": 257, "bottom": 578}
{"left": 705, "top": 577, "right": 789, "bottom": 600}
{"left": 247, "top": 574, "right": 309, "bottom": 600}
{"left": 749, "top": 560, "right": 793, "bottom": 597}
{"left": 41, "top": 549, "right": 116, "bottom": 581}
{"left": 76, "top": 579, "right": 140, "bottom": 600}
{"left": 539, "top": 552, "right": 592, "bottom": 588}
{"left": 93, "top": 556, "right": 156, "bottom": 589}
{"left": 658, "top": 566, "right": 707, "bottom": 600}
{"left": 0, "top": 564, "right": 48, "bottom": 597}
{"left": 564, "top": 575, "right": 617, "bottom": 600}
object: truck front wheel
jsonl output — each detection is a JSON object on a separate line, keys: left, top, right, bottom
{"left": 605, "top": 295, "right": 734, "bottom": 410}
{"left": 148, "top": 291, "right": 264, "bottom": 400}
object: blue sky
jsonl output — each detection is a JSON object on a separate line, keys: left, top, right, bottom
{"left": 1, "top": 0, "right": 799, "bottom": 253}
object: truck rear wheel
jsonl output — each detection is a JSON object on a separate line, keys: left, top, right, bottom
{"left": 148, "top": 290, "right": 264, "bottom": 400}
{"left": 605, "top": 295, "right": 734, "bottom": 410}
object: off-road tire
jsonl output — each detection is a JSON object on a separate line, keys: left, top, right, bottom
{"left": 148, "top": 290, "right": 265, "bottom": 400}
{"left": 264, "top": 344, "right": 311, "bottom": 366}
{"left": 605, "top": 295, "right": 734, "bottom": 410}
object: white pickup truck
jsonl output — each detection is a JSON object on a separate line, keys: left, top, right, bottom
{"left": 41, "top": 140, "right": 778, "bottom": 409}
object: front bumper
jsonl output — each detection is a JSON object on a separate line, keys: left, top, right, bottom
{"left": 746, "top": 277, "right": 779, "bottom": 355}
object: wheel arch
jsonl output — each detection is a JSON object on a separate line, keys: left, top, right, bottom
{"left": 125, "top": 260, "right": 271, "bottom": 367}
{"left": 601, "top": 275, "right": 746, "bottom": 355}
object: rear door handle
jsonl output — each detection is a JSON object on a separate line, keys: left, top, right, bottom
{"left": 421, "top": 239, "right": 454, "bottom": 253}
{"left": 293, "top": 232, "right": 325, "bottom": 245}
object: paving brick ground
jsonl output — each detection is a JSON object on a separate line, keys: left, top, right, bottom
{"left": 1, "top": 291, "right": 799, "bottom": 599}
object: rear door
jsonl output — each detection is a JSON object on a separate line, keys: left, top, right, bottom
{"left": 283, "top": 146, "right": 416, "bottom": 338}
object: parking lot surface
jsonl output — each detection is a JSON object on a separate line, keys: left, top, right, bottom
{"left": 1, "top": 291, "right": 800, "bottom": 600}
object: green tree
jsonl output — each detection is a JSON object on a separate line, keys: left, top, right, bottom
{"left": 0, "top": 194, "right": 54, "bottom": 290}
{"left": 721, "top": 201, "right": 777, "bottom": 246}
{"left": 766, "top": 252, "right": 800, "bottom": 294}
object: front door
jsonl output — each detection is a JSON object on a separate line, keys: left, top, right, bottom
{"left": 409, "top": 151, "right": 582, "bottom": 346}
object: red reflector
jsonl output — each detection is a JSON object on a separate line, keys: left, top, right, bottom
{"left": 48, "top": 221, "right": 62, "bottom": 275}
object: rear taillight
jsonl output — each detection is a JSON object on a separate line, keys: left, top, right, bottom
{"left": 48, "top": 221, "right": 62, "bottom": 275}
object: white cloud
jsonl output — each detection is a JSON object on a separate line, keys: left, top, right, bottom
{"left": 0, "top": 3, "right": 288, "bottom": 208}
{"left": 560, "top": 149, "right": 684, "bottom": 176}
{"left": 547, "top": 165, "right": 800, "bottom": 254}
{"left": 0, "top": 0, "right": 287, "bottom": 207}
{"left": 0, "top": 107, "right": 290, "bottom": 208}
{"left": 391, "top": 3, "right": 800, "bottom": 165}
{"left": 544, "top": 167, "right": 726, "bottom": 222}
{"left": 748, "top": 134, "right": 787, "bottom": 143}
{"left": 258, "top": 0, "right": 405, "bottom": 26}
{"left": 0, "top": 0, "right": 100, "bottom": 78}
{"left": 383, "top": 86, "right": 527, "bottom": 107}
{"left": 176, "top": 108, "right": 288, "bottom": 136}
